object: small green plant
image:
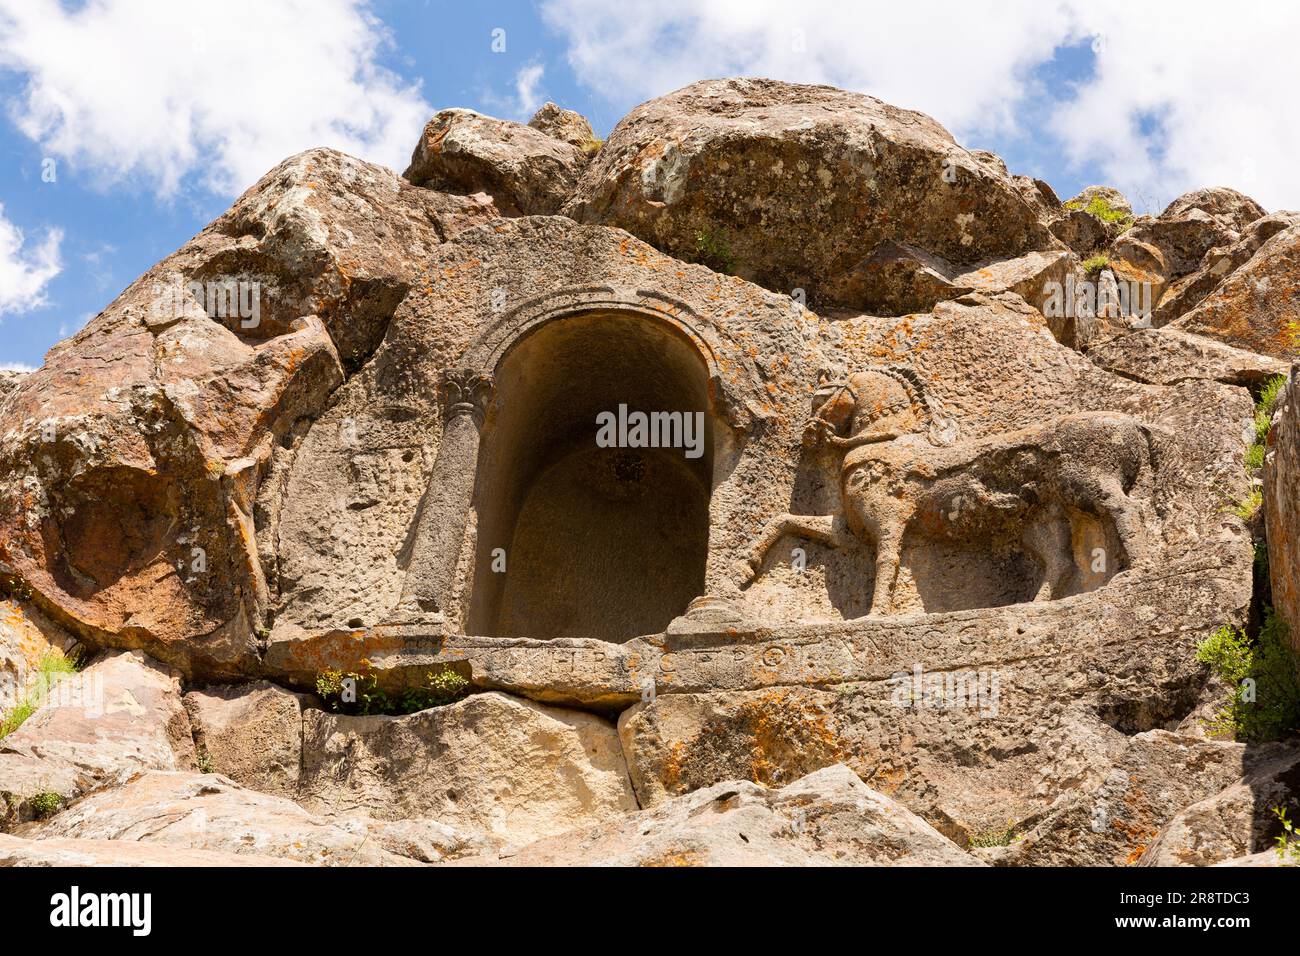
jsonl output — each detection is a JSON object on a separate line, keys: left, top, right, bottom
{"left": 196, "top": 749, "right": 214, "bottom": 773}
{"left": 30, "top": 791, "right": 61, "bottom": 819}
{"left": 1196, "top": 610, "right": 1300, "bottom": 742}
{"left": 694, "top": 229, "right": 736, "bottom": 274}
{"left": 1081, "top": 253, "right": 1110, "bottom": 277}
{"left": 580, "top": 137, "right": 604, "bottom": 157}
{"left": 315, "top": 667, "right": 470, "bottom": 716}
{"left": 1231, "top": 374, "right": 1286, "bottom": 515}
{"left": 1273, "top": 805, "right": 1300, "bottom": 865}
{"left": 1230, "top": 487, "right": 1262, "bottom": 520}
{"left": 1065, "top": 195, "right": 1135, "bottom": 230}
{"left": 0, "top": 649, "right": 82, "bottom": 739}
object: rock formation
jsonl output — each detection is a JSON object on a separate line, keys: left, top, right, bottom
{"left": 1, "top": 78, "right": 1298, "bottom": 867}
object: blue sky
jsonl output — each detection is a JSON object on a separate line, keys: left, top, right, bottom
{"left": 1, "top": 0, "right": 1297, "bottom": 369}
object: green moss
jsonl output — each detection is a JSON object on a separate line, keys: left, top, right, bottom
{"left": 1196, "top": 610, "right": 1300, "bottom": 742}
{"left": 315, "top": 667, "right": 470, "bottom": 716}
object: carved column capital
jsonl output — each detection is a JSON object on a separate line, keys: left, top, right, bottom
{"left": 443, "top": 367, "right": 495, "bottom": 425}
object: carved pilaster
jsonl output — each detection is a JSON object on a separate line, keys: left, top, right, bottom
{"left": 391, "top": 367, "right": 496, "bottom": 625}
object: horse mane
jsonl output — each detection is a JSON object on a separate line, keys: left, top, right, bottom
{"left": 868, "top": 365, "right": 959, "bottom": 446}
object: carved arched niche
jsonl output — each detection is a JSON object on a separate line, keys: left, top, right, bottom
{"left": 393, "top": 288, "right": 768, "bottom": 642}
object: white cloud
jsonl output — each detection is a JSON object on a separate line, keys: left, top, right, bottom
{"left": 541, "top": 0, "right": 1300, "bottom": 211}
{"left": 0, "top": 0, "right": 432, "bottom": 197}
{"left": 0, "top": 362, "right": 36, "bottom": 372}
{"left": 480, "top": 60, "right": 548, "bottom": 122}
{"left": 515, "top": 62, "right": 546, "bottom": 118}
{"left": 0, "top": 203, "right": 62, "bottom": 317}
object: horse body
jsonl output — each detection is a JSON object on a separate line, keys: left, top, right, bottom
{"left": 745, "top": 370, "right": 1153, "bottom": 616}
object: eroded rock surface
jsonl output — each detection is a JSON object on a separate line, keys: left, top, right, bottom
{"left": 296, "top": 691, "right": 638, "bottom": 846}
{"left": 565, "top": 78, "right": 1060, "bottom": 307}
{"left": 458, "top": 765, "right": 979, "bottom": 867}
{"left": 405, "top": 108, "right": 586, "bottom": 215}
{"left": 0, "top": 650, "right": 195, "bottom": 828}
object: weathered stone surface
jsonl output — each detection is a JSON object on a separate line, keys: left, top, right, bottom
{"left": 1051, "top": 207, "right": 1119, "bottom": 256}
{"left": 1139, "top": 745, "right": 1300, "bottom": 866}
{"left": 1073, "top": 186, "right": 1134, "bottom": 217}
{"left": 297, "top": 691, "right": 637, "bottom": 846}
{"left": 0, "top": 597, "right": 78, "bottom": 716}
{"left": 987, "top": 731, "right": 1266, "bottom": 866}
{"left": 1123, "top": 208, "right": 1236, "bottom": 284}
{"left": 404, "top": 108, "right": 586, "bottom": 215}
{"left": 528, "top": 102, "right": 598, "bottom": 149}
{"left": 824, "top": 244, "right": 1073, "bottom": 318}
{"left": 0, "top": 149, "right": 496, "bottom": 680}
{"left": 0, "top": 650, "right": 195, "bottom": 829}
{"left": 1163, "top": 187, "right": 1266, "bottom": 233}
{"left": 0, "top": 369, "right": 25, "bottom": 402}
{"left": 1265, "top": 370, "right": 1300, "bottom": 656}
{"left": 1086, "top": 326, "right": 1289, "bottom": 389}
{"left": 1214, "top": 849, "right": 1289, "bottom": 867}
{"left": 565, "top": 78, "right": 1059, "bottom": 305}
{"left": 1049, "top": 186, "right": 1133, "bottom": 256}
{"left": 25, "top": 770, "right": 421, "bottom": 865}
{"left": 459, "top": 765, "right": 978, "bottom": 866}
{"left": 183, "top": 680, "right": 311, "bottom": 797}
{"left": 619, "top": 559, "right": 1250, "bottom": 840}
{"left": 1152, "top": 211, "right": 1300, "bottom": 327}
{"left": 0, "top": 832, "right": 305, "bottom": 866}
{"left": 1173, "top": 224, "right": 1300, "bottom": 359}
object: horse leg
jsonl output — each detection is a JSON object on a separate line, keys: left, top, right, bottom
{"left": 743, "top": 513, "right": 847, "bottom": 585}
{"left": 869, "top": 521, "right": 904, "bottom": 616}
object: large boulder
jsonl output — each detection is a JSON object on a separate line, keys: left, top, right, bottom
{"left": 564, "top": 78, "right": 1060, "bottom": 305}
{"left": 1085, "top": 326, "right": 1290, "bottom": 389}
{"left": 296, "top": 691, "right": 638, "bottom": 846}
{"left": 528, "top": 102, "right": 598, "bottom": 150}
{"left": 183, "top": 680, "right": 312, "bottom": 798}
{"left": 986, "top": 732, "right": 1269, "bottom": 866}
{"left": 1139, "top": 745, "right": 1300, "bottom": 866}
{"left": 0, "top": 650, "right": 195, "bottom": 828}
{"left": 1172, "top": 224, "right": 1300, "bottom": 359}
{"left": 459, "top": 765, "right": 979, "bottom": 867}
{"left": 404, "top": 108, "right": 587, "bottom": 215}
{"left": 1049, "top": 186, "right": 1133, "bottom": 256}
{"left": 23, "top": 771, "right": 423, "bottom": 866}
{"left": 0, "top": 832, "right": 305, "bottom": 866}
{"left": 1163, "top": 187, "right": 1266, "bottom": 233}
{"left": 1152, "top": 211, "right": 1300, "bottom": 327}
{"left": 0, "top": 149, "right": 497, "bottom": 680}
